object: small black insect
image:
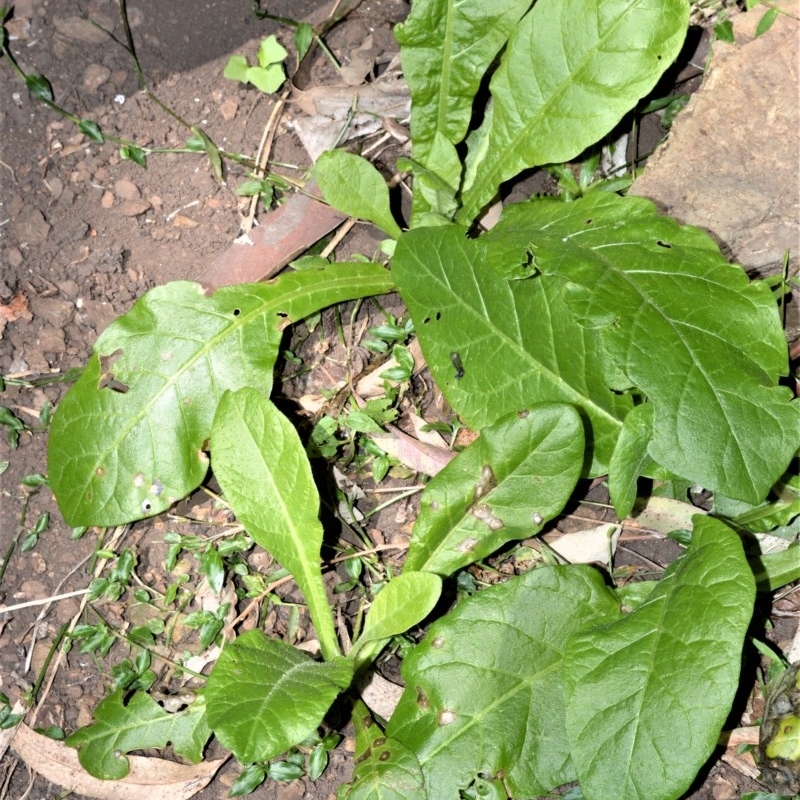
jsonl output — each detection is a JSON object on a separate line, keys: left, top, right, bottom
{"left": 450, "top": 351, "right": 465, "bottom": 380}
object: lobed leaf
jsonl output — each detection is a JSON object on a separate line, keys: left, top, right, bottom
{"left": 387, "top": 566, "right": 621, "bottom": 798}
{"left": 205, "top": 631, "right": 353, "bottom": 764}
{"left": 392, "top": 224, "right": 631, "bottom": 473}
{"left": 47, "top": 265, "right": 393, "bottom": 527}
{"left": 495, "top": 193, "right": 800, "bottom": 503}
{"left": 458, "top": 0, "right": 689, "bottom": 223}
{"left": 212, "top": 388, "right": 339, "bottom": 661}
{"left": 404, "top": 404, "right": 584, "bottom": 575}
{"left": 66, "top": 690, "right": 210, "bottom": 780}
{"left": 564, "top": 516, "right": 755, "bottom": 800}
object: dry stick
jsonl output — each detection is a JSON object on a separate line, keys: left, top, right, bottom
{"left": 221, "top": 573, "right": 295, "bottom": 639}
{"left": 241, "top": 89, "right": 290, "bottom": 236}
{"left": 0, "top": 589, "right": 90, "bottom": 617}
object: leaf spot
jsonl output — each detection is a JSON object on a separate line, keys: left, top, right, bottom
{"left": 161, "top": 352, "right": 172, "bottom": 361}
{"left": 232, "top": 308, "right": 241, "bottom": 316}
{"left": 431, "top": 636, "right": 445, "bottom": 649}
{"left": 471, "top": 503, "right": 504, "bottom": 531}
{"left": 95, "top": 467, "right": 105, "bottom": 477}
{"left": 374, "top": 737, "right": 386, "bottom": 747}
{"left": 475, "top": 464, "right": 496, "bottom": 499}
{"left": 149, "top": 478, "right": 164, "bottom": 496}
{"left": 438, "top": 709, "right": 456, "bottom": 726}
{"left": 532, "top": 512, "right": 544, "bottom": 526}
{"left": 450, "top": 351, "right": 465, "bottom": 380}
{"left": 379, "top": 750, "right": 391, "bottom": 762}
{"left": 133, "top": 473, "right": 145, "bottom": 487}
{"left": 458, "top": 537, "right": 480, "bottom": 553}
{"left": 141, "top": 500, "right": 153, "bottom": 513}
{"left": 416, "top": 686, "right": 429, "bottom": 710}
{"left": 656, "top": 239, "right": 671, "bottom": 248}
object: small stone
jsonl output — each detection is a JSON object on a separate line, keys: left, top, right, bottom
{"left": 53, "top": 16, "right": 109, "bottom": 44}
{"left": 56, "top": 279, "right": 80, "bottom": 300}
{"left": 114, "top": 178, "right": 141, "bottom": 200}
{"left": 101, "top": 190, "right": 114, "bottom": 209}
{"left": 36, "top": 326, "right": 67, "bottom": 354}
{"left": 45, "top": 176, "right": 64, "bottom": 201}
{"left": 30, "top": 552, "right": 47, "bottom": 574}
{"left": 8, "top": 248, "right": 24, "bottom": 268}
{"left": 118, "top": 199, "right": 151, "bottom": 217}
{"left": 83, "top": 63, "right": 111, "bottom": 93}
{"left": 30, "top": 296, "right": 75, "bottom": 328}
{"left": 65, "top": 684, "right": 84, "bottom": 700}
{"left": 219, "top": 98, "right": 238, "bottom": 121}
{"left": 14, "top": 207, "right": 50, "bottom": 245}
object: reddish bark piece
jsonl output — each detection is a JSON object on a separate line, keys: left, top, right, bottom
{"left": 199, "top": 184, "right": 346, "bottom": 292}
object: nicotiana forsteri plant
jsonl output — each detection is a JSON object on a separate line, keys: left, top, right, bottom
{"left": 46, "top": 0, "right": 800, "bottom": 798}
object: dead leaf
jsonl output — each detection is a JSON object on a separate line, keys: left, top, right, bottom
{"left": 542, "top": 524, "right": 621, "bottom": 566}
{"left": 10, "top": 721, "right": 225, "bottom": 800}
{"left": 371, "top": 425, "right": 455, "bottom": 477}
{"left": 0, "top": 292, "right": 33, "bottom": 336}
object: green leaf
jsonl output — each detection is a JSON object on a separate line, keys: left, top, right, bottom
{"left": 341, "top": 701, "right": 426, "bottom": 800}
{"left": 314, "top": 150, "right": 402, "bottom": 239}
{"left": 608, "top": 403, "right": 654, "bottom": 519}
{"left": 212, "top": 387, "right": 339, "bottom": 661}
{"left": 66, "top": 690, "right": 210, "bottom": 780}
{"left": 190, "top": 126, "right": 223, "bottom": 182}
{"left": 223, "top": 53, "right": 250, "bottom": 83}
{"left": 714, "top": 19, "right": 735, "bottom": 43}
{"left": 78, "top": 119, "right": 104, "bottom": 143}
{"left": 48, "top": 265, "right": 393, "bottom": 527}
{"left": 750, "top": 542, "right": 800, "bottom": 592}
{"left": 205, "top": 631, "right": 353, "bottom": 764}
{"left": 392, "top": 223, "right": 631, "bottom": 473}
{"left": 245, "top": 64, "right": 285, "bottom": 94}
{"left": 257, "top": 34, "right": 288, "bottom": 68}
{"left": 230, "top": 764, "right": 267, "bottom": 796}
{"left": 394, "top": 0, "right": 531, "bottom": 216}
{"left": 25, "top": 72, "right": 53, "bottom": 102}
{"left": 387, "top": 566, "right": 621, "bottom": 798}
{"left": 458, "top": 0, "right": 689, "bottom": 223}
{"left": 564, "top": 516, "right": 755, "bottom": 800}
{"left": 294, "top": 23, "right": 314, "bottom": 63}
{"left": 755, "top": 7, "right": 779, "bottom": 37}
{"left": 351, "top": 572, "right": 442, "bottom": 656}
{"left": 404, "top": 404, "right": 584, "bottom": 575}
{"left": 120, "top": 144, "right": 147, "bottom": 167}
{"left": 496, "top": 193, "right": 800, "bottom": 503}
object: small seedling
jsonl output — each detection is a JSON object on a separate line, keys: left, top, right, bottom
{"left": 223, "top": 35, "right": 288, "bottom": 94}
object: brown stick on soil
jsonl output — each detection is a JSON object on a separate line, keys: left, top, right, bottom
{"left": 198, "top": 182, "right": 347, "bottom": 292}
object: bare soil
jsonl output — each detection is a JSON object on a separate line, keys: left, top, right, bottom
{"left": 0, "top": 1, "right": 797, "bottom": 799}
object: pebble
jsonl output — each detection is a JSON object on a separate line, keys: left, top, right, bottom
{"left": 36, "top": 326, "right": 67, "bottom": 355}
{"left": 100, "top": 190, "right": 114, "bottom": 209}
{"left": 52, "top": 15, "right": 111, "bottom": 44}
{"left": 45, "top": 176, "right": 64, "bottom": 201}
{"left": 14, "top": 207, "right": 51, "bottom": 245}
{"left": 83, "top": 64, "right": 111, "bottom": 93}
{"left": 114, "top": 178, "right": 141, "bottom": 200}
{"left": 8, "top": 247, "right": 24, "bottom": 268}
{"left": 117, "top": 199, "right": 151, "bottom": 216}
{"left": 30, "top": 296, "right": 75, "bottom": 328}
{"left": 219, "top": 98, "right": 238, "bottom": 121}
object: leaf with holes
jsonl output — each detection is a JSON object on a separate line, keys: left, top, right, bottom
{"left": 404, "top": 404, "right": 584, "bottom": 576}
{"left": 47, "top": 265, "right": 393, "bottom": 527}
{"left": 393, "top": 223, "right": 631, "bottom": 474}
{"left": 66, "top": 690, "right": 210, "bottom": 780}
{"left": 387, "top": 565, "right": 621, "bottom": 798}
{"left": 340, "top": 701, "right": 426, "bottom": 800}
{"left": 564, "top": 516, "right": 755, "bottom": 800}
{"left": 494, "top": 192, "right": 800, "bottom": 503}
{"left": 457, "top": 0, "right": 688, "bottom": 223}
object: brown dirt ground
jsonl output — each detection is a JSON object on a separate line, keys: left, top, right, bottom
{"left": 0, "top": 1, "right": 797, "bottom": 799}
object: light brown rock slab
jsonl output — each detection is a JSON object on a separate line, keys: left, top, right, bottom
{"left": 630, "top": 2, "right": 800, "bottom": 272}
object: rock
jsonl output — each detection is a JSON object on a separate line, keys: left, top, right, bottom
{"left": 8, "top": 247, "right": 24, "bottom": 268}
{"left": 219, "top": 98, "right": 238, "bottom": 121}
{"left": 13, "top": 207, "right": 50, "bottom": 245}
{"left": 117, "top": 198, "right": 151, "bottom": 216}
{"left": 83, "top": 63, "right": 111, "bottom": 93}
{"left": 100, "top": 190, "right": 114, "bottom": 209}
{"left": 36, "top": 325, "right": 67, "bottom": 354}
{"left": 29, "top": 296, "right": 75, "bottom": 328}
{"left": 52, "top": 16, "right": 109, "bottom": 44}
{"left": 113, "top": 178, "right": 141, "bottom": 200}
{"left": 630, "top": 1, "right": 799, "bottom": 271}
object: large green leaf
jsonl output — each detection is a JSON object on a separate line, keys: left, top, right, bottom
{"left": 392, "top": 224, "right": 631, "bottom": 473}
{"left": 341, "top": 701, "right": 426, "bottom": 800}
{"left": 458, "top": 0, "right": 688, "bottom": 223}
{"left": 205, "top": 631, "right": 353, "bottom": 764}
{"left": 404, "top": 404, "right": 584, "bottom": 575}
{"left": 495, "top": 193, "right": 800, "bottom": 503}
{"left": 48, "top": 265, "right": 393, "bottom": 527}
{"left": 66, "top": 690, "right": 210, "bottom": 780}
{"left": 212, "top": 387, "right": 338, "bottom": 661}
{"left": 564, "top": 516, "right": 755, "bottom": 800}
{"left": 387, "top": 566, "right": 621, "bottom": 798}
{"left": 395, "top": 0, "right": 531, "bottom": 216}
